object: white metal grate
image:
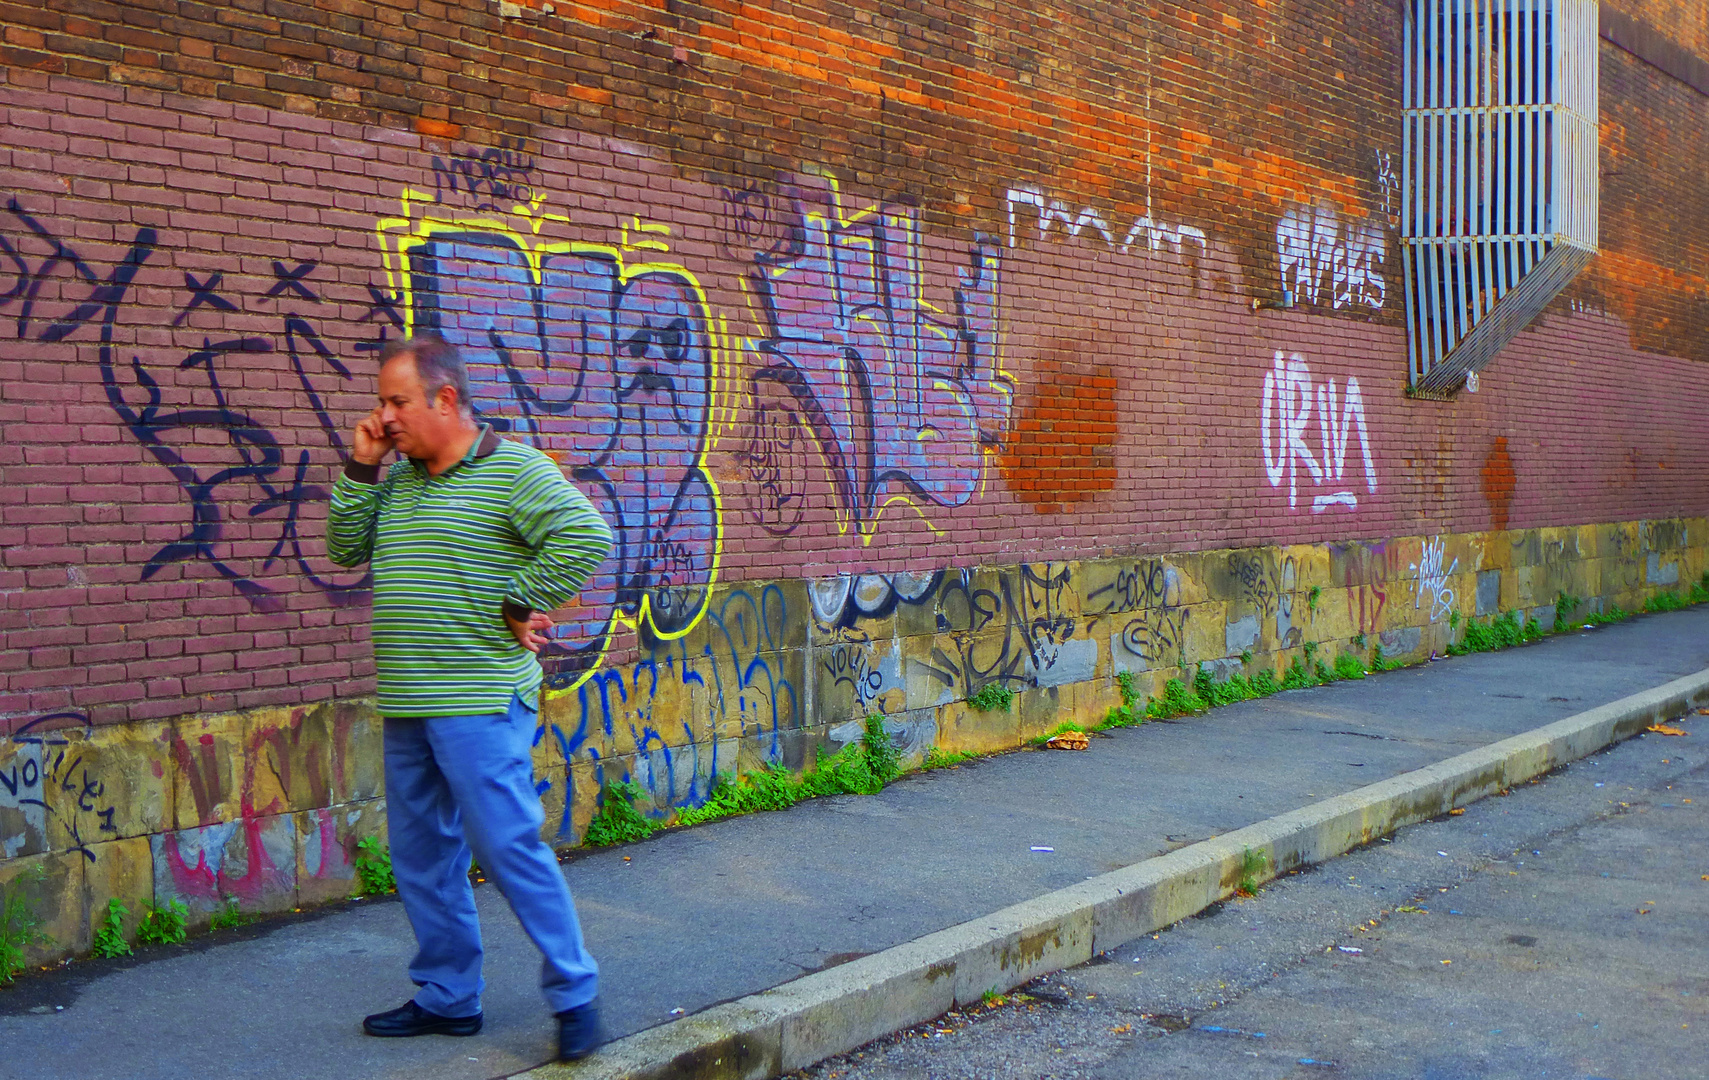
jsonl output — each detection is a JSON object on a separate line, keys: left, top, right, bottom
{"left": 1402, "top": 0, "right": 1599, "bottom": 392}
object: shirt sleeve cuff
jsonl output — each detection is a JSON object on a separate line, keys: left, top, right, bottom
{"left": 343, "top": 460, "right": 381, "bottom": 484}
{"left": 502, "top": 598, "right": 533, "bottom": 623}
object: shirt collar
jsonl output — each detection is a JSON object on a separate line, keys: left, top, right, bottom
{"left": 412, "top": 424, "right": 500, "bottom": 477}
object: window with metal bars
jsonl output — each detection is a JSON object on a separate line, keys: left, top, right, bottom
{"left": 1402, "top": 0, "right": 1599, "bottom": 393}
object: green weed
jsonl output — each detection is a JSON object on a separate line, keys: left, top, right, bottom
{"left": 673, "top": 716, "right": 904, "bottom": 830}
{"left": 1, "top": 867, "right": 51, "bottom": 982}
{"left": 1115, "top": 669, "right": 1141, "bottom": 710}
{"left": 1279, "top": 655, "right": 1315, "bottom": 690}
{"left": 135, "top": 900, "right": 188, "bottom": 947}
{"left": 1584, "top": 604, "right": 1631, "bottom": 627}
{"left": 921, "top": 746, "right": 978, "bottom": 770}
{"left": 1691, "top": 572, "right": 1709, "bottom": 604}
{"left": 861, "top": 714, "right": 903, "bottom": 786}
{"left": 1307, "top": 585, "right": 1322, "bottom": 615}
{"left": 91, "top": 897, "right": 131, "bottom": 959}
{"left": 1145, "top": 677, "right": 1206, "bottom": 719}
{"left": 583, "top": 779, "right": 659, "bottom": 847}
{"left": 968, "top": 683, "right": 1016, "bottom": 712}
{"left": 209, "top": 897, "right": 256, "bottom": 931}
{"left": 1370, "top": 645, "right": 1404, "bottom": 672}
{"left": 1644, "top": 590, "right": 1688, "bottom": 614}
{"left": 1236, "top": 847, "right": 1267, "bottom": 897}
{"left": 1100, "top": 670, "right": 1148, "bottom": 728}
{"left": 1552, "top": 591, "right": 1583, "bottom": 633}
{"left": 354, "top": 836, "right": 396, "bottom": 896}
{"left": 1193, "top": 666, "right": 1261, "bottom": 708}
{"left": 1332, "top": 652, "right": 1367, "bottom": 680}
{"left": 1448, "top": 610, "right": 1544, "bottom": 655}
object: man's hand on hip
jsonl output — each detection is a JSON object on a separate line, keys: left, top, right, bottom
{"left": 354, "top": 406, "right": 394, "bottom": 465}
{"left": 506, "top": 610, "right": 555, "bottom": 654}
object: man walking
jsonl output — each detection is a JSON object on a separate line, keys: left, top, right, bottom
{"left": 326, "top": 336, "right": 613, "bottom": 1061}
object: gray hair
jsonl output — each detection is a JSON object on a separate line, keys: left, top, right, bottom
{"left": 379, "top": 335, "right": 472, "bottom": 417}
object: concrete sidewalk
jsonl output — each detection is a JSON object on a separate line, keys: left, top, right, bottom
{"left": 3, "top": 607, "right": 1707, "bottom": 1080}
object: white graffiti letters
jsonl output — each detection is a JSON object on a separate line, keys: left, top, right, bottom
{"left": 1004, "top": 185, "right": 1207, "bottom": 259}
{"left": 1411, "top": 536, "right": 1459, "bottom": 623}
{"left": 1260, "top": 352, "right": 1377, "bottom": 513}
{"left": 1276, "top": 201, "right": 1386, "bottom": 310}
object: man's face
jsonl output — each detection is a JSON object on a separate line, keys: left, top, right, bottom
{"left": 377, "top": 354, "right": 458, "bottom": 459}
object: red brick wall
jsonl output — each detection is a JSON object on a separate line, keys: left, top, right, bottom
{"left": 0, "top": 0, "right": 1704, "bottom": 729}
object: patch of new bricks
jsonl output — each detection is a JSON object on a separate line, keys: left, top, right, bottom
{"left": 520, "top": 668, "right": 1709, "bottom": 1080}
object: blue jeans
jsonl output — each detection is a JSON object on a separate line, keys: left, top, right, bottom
{"left": 383, "top": 692, "right": 597, "bottom": 1017}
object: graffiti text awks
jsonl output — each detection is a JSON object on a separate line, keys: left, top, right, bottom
{"left": 1276, "top": 200, "right": 1386, "bottom": 310}
{"left": 375, "top": 189, "right": 726, "bottom": 693}
{"left": 731, "top": 170, "right": 1013, "bottom": 539}
{"left": 1261, "top": 351, "right": 1377, "bottom": 514}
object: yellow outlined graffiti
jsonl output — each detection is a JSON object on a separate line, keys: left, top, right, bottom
{"left": 730, "top": 168, "right": 1013, "bottom": 543}
{"left": 375, "top": 189, "right": 725, "bottom": 696}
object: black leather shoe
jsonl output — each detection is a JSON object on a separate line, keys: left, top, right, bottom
{"left": 363, "top": 1000, "right": 483, "bottom": 1038}
{"left": 557, "top": 1000, "right": 604, "bottom": 1060}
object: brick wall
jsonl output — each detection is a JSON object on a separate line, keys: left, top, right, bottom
{"left": 0, "top": 1, "right": 1704, "bottom": 731}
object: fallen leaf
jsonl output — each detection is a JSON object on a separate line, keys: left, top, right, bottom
{"left": 1449, "top": 808, "right": 1466, "bottom": 816}
{"left": 1047, "top": 731, "right": 1090, "bottom": 750}
{"left": 1441, "top": 959, "right": 1452, "bottom": 965}
{"left": 1638, "top": 908, "right": 1652, "bottom": 915}
{"left": 1697, "top": 708, "right": 1708, "bottom": 715}
{"left": 1647, "top": 723, "right": 1688, "bottom": 736}
{"left": 1110, "top": 1024, "right": 1133, "bottom": 1034}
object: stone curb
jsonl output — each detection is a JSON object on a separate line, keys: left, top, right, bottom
{"left": 519, "top": 668, "right": 1709, "bottom": 1080}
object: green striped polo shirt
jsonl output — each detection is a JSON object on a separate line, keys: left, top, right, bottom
{"left": 326, "top": 426, "right": 613, "bottom": 718}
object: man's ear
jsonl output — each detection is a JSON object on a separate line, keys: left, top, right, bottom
{"left": 436, "top": 384, "right": 461, "bottom": 415}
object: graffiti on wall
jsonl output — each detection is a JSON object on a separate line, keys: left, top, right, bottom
{"left": 1004, "top": 184, "right": 1209, "bottom": 267}
{"left": 1375, "top": 150, "right": 1401, "bottom": 229}
{"left": 0, "top": 713, "right": 117, "bottom": 861}
{"left": 1260, "top": 351, "right": 1377, "bottom": 513}
{"left": 1333, "top": 541, "right": 1395, "bottom": 636}
{"left": 376, "top": 159, "right": 725, "bottom": 690}
{"left": 916, "top": 564, "right": 1095, "bottom": 696}
{"left": 540, "top": 582, "right": 803, "bottom": 833}
{"left": 1411, "top": 536, "right": 1458, "bottom": 623}
{"left": 0, "top": 200, "right": 373, "bottom": 613}
{"left": 1229, "top": 551, "right": 1303, "bottom": 648}
{"left": 1276, "top": 200, "right": 1386, "bottom": 310}
{"left": 1085, "top": 559, "right": 1192, "bottom": 670}
{"left": 730, "top": 170, "right": 1013, "bottom": 539}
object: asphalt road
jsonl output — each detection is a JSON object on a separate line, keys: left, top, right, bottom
{"left": 794, "top": 708, "right": 1708, "bottom": 1080}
